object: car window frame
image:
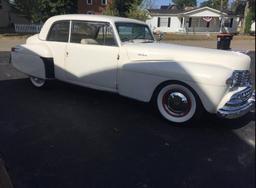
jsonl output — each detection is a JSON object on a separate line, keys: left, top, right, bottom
{"left": 69, "top": 20, "right": 119, "bottom": 47}
{"left": 46, "top": 20, "right": 71, "bottom": 43}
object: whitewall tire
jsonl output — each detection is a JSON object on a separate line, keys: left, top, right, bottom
{"left": 30, "top": 76, "right": 46, "bottom": 88}
{"left": 156, "top": 83, "right": 200, "bottom": 124}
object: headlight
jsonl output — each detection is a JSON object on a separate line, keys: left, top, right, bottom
{"left": 226, "top": 70, "right": 251, "bottom": 88}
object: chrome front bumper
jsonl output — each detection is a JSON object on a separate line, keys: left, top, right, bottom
{"left": 217, "top": 87, "right": 255, "bottom": 119}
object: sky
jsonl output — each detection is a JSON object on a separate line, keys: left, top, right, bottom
{"left": 153, "top": 0, "right": 206, "bottom": 8}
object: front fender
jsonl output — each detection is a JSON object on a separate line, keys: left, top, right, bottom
{"left": 118, "top": 60, "right": 231, "bottom": 113}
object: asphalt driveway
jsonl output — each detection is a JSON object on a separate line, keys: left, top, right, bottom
{"left": 0, "top": 49, "right": 255, "bottom": 188}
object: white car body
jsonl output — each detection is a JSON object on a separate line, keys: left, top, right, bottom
{"left": 11, "top": 15, "right": 255, "bottom": 123}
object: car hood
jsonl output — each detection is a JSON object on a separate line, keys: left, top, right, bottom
{"left": 123, "top": 42, "right": 251, "bottom": 71}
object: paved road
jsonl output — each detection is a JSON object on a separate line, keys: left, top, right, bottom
{"left": 0, "top": 47, "right": 255, "bottom": 187}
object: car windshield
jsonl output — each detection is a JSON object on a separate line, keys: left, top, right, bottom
{"left": 115, "top": 22, "right": 155, "bottom": 43}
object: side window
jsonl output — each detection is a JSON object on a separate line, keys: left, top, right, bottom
{"left": 47, "top": 21, "right": 70, "bottom": 42}
{"left": 96, "top": 25, "right": 116, "bottom": 46}
{"left": 71, "top": 21, "right": 116, "bottom": 46}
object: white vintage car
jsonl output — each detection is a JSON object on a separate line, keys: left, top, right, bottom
{"left": 11, "top": 15, "right": 255, "bottom": 125}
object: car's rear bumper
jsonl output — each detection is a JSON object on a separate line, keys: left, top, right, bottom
{"left": 217, "top": 87, "right": 255, "bottom": 119}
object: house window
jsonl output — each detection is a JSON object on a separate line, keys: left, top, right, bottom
{"left": 159, "top": 17, "right": 169, "bottom": 27}
{"left": 188, "top": 18, "right": 192, "bottom": 27}
{"left": 87, "top": 0, "right": 92, "bottom": 5}
{"left": 168, "top": 18, "right": 171, "bottom": 27}
{"left": 230, "top": 18, "right": 233, "bottom": 28}
{"left": 101, "top": 0, "right": 107, "bottom": 5}
{"left": 157, "top": 17, "right": 160, "bottom": 27}
{"left": 180, "top": 17, "right": 183, "bottom": 27}
{"left": 223, "top": 18, "right": 233, "bottom": 28}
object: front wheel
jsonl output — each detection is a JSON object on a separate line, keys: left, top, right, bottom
{"left": 30, "top": 76, "right": 46, "bottom": 88}
{"left": 155, "top": 83, "right": 202, "bottom": 125}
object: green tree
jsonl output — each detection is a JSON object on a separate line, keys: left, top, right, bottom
{"left": 10, "top": 0, "right": 77, "bottom": 23}
{"left": 172, "top": 0, "right": 197, "bottom": 10}
{"left": 126, "top": 0, "right": 149, "bottom": 21}
{"left": 104, "top": 0, "right": 148, "bottom": 20}
{"left": 243, "top": 0, "right": 255, "bottom": 33}
{"left": 103, "top": 0, "right": 119, "bottom": 16}
{"left": 231, "top": 0, "right": 246, "bottom": 15}
{"left": 200, "top": 0, "right": 229, "bottom": 11}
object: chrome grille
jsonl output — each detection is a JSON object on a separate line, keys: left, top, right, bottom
{"left": 227, "top": 87, "right": 253, "bottom": 106}
{"left": 233, "top": 70, "right": 252, "bottom": 87}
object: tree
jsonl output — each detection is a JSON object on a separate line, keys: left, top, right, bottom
{"left": 103, "top": 0, "right": 119, "bottom": 16}
{"left": 172, "top": 0, "right": 197, "bottom": 10}
{"left": 126, "top": 0, "right": 149, "bottom": 21}
{"left": 231, "top": 0, "right": 246, "bottom": 15}
{"left": 242, "top": 0, "right": 255, "bottom": 33}
{"left": 104, "top": 0, "right": 148, "bottom": 21}
{"left": 10, "top": 0, "right": 77, "bottom": 23}
{"left": 200, "top": 0, "right": 229, "bottom": 11}
{"left": 9, "top": 0, "right": 40, "bottom": 22}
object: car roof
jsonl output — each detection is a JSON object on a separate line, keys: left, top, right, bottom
{"left": 39, "top": 14, "right": 146, "bottom": 40}
{"left": 49, "top": 14, "right": 146, "bottom": 24}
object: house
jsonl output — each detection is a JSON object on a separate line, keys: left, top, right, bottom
{"left": 78, "top": 0, "right": 112, "bottom": 14}
{"left": 0, "top": 0, "right": 28, "bottom": 28}
{"left": 146, "top": 6, "right": 240, "bottom": 34}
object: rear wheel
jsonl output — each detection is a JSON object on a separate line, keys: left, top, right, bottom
{"left": 30, "top": 76, "right": 46, "bottom": 88}
{"left": 155, "top": 83, "right": 202, "bottom": 125}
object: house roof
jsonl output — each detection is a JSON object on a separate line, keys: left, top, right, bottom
{"left": 148, "top": 6, "right": 233, "bottom": 16}
{"left": 148, "top": 8, "right": 183, "bottom": 15}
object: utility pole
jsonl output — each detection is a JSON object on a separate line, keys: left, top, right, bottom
{"left": 219, "top": 0, "right": 223, "bottom": 33}
{"left": 241, "top": 0, "right": 250, "bottom": 34}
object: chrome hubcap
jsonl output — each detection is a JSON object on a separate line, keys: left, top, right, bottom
{"left": 30, "top": 77, "right": 45, "bottom": 87}
{"left": 162, "top": 90, "right": 191, "bottom": 117}
{"left": 32, "top": 77, "right": 44, "bottom": 84}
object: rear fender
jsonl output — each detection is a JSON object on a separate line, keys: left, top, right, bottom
{"left": 11, "top": 44, "right": 54, "bottom": 79}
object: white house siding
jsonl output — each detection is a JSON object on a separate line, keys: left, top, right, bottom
{"left": 147, "top": 7, "right": 240, "bottom": 34}
{"left": 146, "top": 16, "right": 182, "bottom": 32}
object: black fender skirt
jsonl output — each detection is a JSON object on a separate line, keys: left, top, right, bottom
{"left": 40, "top": 57, "right": 55, "bottom": 79}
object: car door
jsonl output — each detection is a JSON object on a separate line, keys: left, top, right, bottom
{"left": 45, "top": 20, "right": 70, "bottom": 81}
{"left": 65, "top": 20, "right": 119, "bottom": 91}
